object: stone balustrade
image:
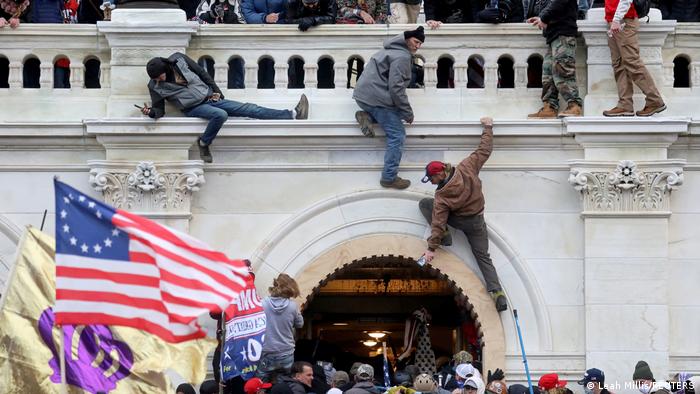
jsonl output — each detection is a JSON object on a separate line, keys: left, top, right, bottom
{"left": 0, "top": 9, "right": 698, "bottom": 121}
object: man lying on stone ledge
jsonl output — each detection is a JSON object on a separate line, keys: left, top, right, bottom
{"left": 140, "top": 52, "right": 309, "bottom": 163}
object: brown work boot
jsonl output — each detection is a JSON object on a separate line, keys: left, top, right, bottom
{"left": 603, "top": 106, "right": 634, "bottom": 117}
{"left": 527, "top": 103, "right": 558, "bottom": 119}
{"left": 559, "top": 102, "right": 582, "bottom": 117}
{"left": 636, "top": 103, "right": 667, "bottom": 117}
{"left": 380, "top": 176, "right": 411, "bottom": 190}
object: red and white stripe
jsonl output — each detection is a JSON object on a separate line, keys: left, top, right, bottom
{"left": 55, "top": 209, "right": 249, "bottom": 343}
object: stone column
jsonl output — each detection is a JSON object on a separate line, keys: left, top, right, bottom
{"left": 85, "top": 119, "right": 205, "bottom": 231}
{"left": 566, "top": 118, "right": 687, "bottom": 391}
{"left": 578, "top": 9, "right": 675, "bottom": 116}
{"left": 97, "top": 9, "right": 197, "bottom": 117}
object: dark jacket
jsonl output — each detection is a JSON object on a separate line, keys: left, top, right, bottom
{"left": 353, "top": 35, "right": 413, "bottom": 121}
{"left": 424, "top": 0, "right": 482, "bottom": 23}
{"left": 147, "top": 52, "right": 223, "bottom": 119}
{"left": 241, "top": 0, "right": 287, "bottom": 23}
{"left": 659, "top": 0, "right": 700, "bottom": 21}
{"left": 539, "top": 0, "right": 578, "bottom": 43}
{"left": 345, "top": 381, "right": 382, "bottom": 394}
{"left": 271, "top": 376, "right": 309, "bottom": 394}
{"left": 500, "top": 0, "right": 524, "bottom": 21}
{"left": 287, "top": 0, "right": 336, "bottom": 27}
{"left": 427, "top": 126, "right": 492, "bottom": 251}
{"left": 29, "top": 0, "right": 63, "bottom": 23}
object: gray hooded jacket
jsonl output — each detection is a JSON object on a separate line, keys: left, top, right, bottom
{"left": 353, "top": 34, "right": 414, "bottom": 121}
{"left": 261, "top": 297, "right": 304, "bottom": 355}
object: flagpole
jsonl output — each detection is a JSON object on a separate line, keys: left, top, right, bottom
{"left": 58, "top": 324, "right": 68, "bottom": 394}
{"left": 219, "top": 311, "right": 225, "bottom": 394}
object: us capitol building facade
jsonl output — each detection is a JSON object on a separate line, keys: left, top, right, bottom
{"left": 0, "top": 7, "right": 698, "bottom": 391}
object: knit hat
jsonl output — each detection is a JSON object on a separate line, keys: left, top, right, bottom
{"left": 403, "top": 26, "right": 425, "bottom": 43}
{"left": 633, "top": 361, "right": 654, "bottom": 381}
{"left": 414, "top": 374, "right": 437, "bottom": 392}
{"left": 146, "top": 57, "right": 169, "bottom": 79}
{"left": 421, "top": 161, "right": 446, "bottom": 183}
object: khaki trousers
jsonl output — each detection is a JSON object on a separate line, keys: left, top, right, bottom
{"left": 607, "top": 18, "right": 664, "bottom": 110}
{"left": 388, "top": 3, "right": 421, "bottom": 24}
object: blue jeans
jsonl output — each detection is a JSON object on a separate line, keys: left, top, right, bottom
{"left": 356, "top": 101, "right": 406, "bottom": 182}
{"left": 184, "top": 98, "right": 293, "bottom": 145}
{"left": 256, "top": 352, "right": 294, "bottom": 382}
{"left": 577, "top": 0, "right": 592, "bottom": 12}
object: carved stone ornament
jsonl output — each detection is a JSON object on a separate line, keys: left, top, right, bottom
{"left": 89, "top": 161, "right": 204, "bottom": 212}
{"left": 569, "top": 160, "right": 683, "bottom": 214}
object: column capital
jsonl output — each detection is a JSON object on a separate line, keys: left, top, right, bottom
{"left": 568, "top": 159, "right": 685, "bottom": 218}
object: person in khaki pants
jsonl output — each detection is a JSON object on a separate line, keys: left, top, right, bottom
{"left": 603, "top": 0, "right": 667, "bottom": 117}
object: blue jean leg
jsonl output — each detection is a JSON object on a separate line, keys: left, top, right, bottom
{"left": 356, "top": 102, "right": 406, "bottom": 182}
{"left": 184, "top": 99, "right": 293, "bottom": 145}
{"left": 256, "top": 352, "right": 294, "bottom": 382}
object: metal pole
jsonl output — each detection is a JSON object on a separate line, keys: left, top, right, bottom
{"left": 40, "top": 209, "right": 48, "bottom": 231}
{"left": 59, "top": 325, "right": 68, "bottom": 394}
{"left": 513, "top": 310, "right": 535, "bottom": 394}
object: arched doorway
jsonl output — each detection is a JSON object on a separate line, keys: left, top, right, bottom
{"left": 296, "top": 255, "right": 483, "bottom": 376}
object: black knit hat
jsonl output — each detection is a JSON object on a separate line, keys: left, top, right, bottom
{"left": 404, "top": 26, "right": 425, "bottom": 43}
{"left": 146, "top": 57, "right": 169, "bottom": 79}
{"left": 633, "top": 361, "right": 654, "bottom": 381}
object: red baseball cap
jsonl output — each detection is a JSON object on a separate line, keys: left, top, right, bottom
{"left": 244, "top": 378, "right": 272, "bottom": 394}
{"left": 421, "top": 161, "right": 446, "bottom": 183}
{"left": 538, "top": 374, "right": 567, "bottom": 390}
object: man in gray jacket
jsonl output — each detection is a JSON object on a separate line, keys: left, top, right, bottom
{"left": 353, "top": 26, "right": 425, "bottom": 190}
{"left": 142, "top": 52, "right": 309, "bottom": 163}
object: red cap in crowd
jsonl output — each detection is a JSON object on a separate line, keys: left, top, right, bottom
{"left": 538, "top": 373, "right": 567, "bottom": 390}
{"left": 244, "top": 378, "right": 272, "bottom": 394}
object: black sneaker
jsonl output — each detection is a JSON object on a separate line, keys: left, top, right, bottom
{"left": 295, "top": 94, "right": 309, "bottom": 120}
{"left": 355, "top": 111, "right": 374, "bottom": 137}
{"left": 198, "top": 141, "right": 213, "bottom": 163}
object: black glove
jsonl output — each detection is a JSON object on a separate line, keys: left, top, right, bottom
{"left": 487, "top": 368, "right": 505, "bottom": 384}
{"left": 298, "top": 16, "right": 315, "bottom": 31}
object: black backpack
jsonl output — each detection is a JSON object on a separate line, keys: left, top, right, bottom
{"left": 633, "top": 0, "right": 650, "bottom": 18}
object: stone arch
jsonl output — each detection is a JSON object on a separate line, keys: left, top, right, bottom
{"left": 251, "top": 189, "right": 553, "bottom": 370}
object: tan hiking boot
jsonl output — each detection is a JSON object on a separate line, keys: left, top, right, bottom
{"left": 559, "top": 102, "right": 582, "bottom": 117}
{"left": 636, "top": 103, "right": 667, "bottom": 117}
{"left": 380, "top": 176, "right": 411, "bottom": 190}
{"left": 603, "top": 106, "right": 634, "bottom": 117}
{"left": 527, "top": 103, "right": 558, "bottom": 119}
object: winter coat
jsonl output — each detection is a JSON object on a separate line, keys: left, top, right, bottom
{"left": 336, "top": 0, "right": 387, "bottom": 23}
{"left": 196, "top": 0, "right": 244, "bottom": 23}
{"left": 241, "top": 0, "right": 287, "bottom": 23}
{"left": 287, "top": 0, "right": 336, "bottom": 26}
{"left": 353, "top": 34, "right": 413, "bottom": 121}
{"left": 659, "top": 0, "right": 700, "bottom": 21}
{"left": 427, "top": 126, "right": 492, "bottom": 250}
{"left": 423, "top": 0, "right": 481, "bottom": 23}
{"left": 29, "top": 0, "right": 63, "bottom": 23}
{"left": 345, "top": 381, "right": 383, "bottom": 394}
{"left": 271, "top": 376, "right": 309, "bottom": 394}
{"left": 261, "top": 297, "right": 304, "bottom": 355}
{"left": 147, "top": 52, "right": 223, "bottom": 118}
{"left": 538, "top": 0, "right": 578, "bottom": 43}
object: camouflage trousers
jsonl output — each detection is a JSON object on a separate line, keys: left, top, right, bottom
{"left": 542, "top": 35, "right": 583, "bottom": 109}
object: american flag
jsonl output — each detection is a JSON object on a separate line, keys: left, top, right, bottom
{"left": 53, "top": 179, "right": 249, "bottom": 343}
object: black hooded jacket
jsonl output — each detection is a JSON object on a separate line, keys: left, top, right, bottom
{"left": 538, "top": 0, "right": 578, "bottom": 44}
{"left": 286, "top": 0, "right": 336, "bottom": 26}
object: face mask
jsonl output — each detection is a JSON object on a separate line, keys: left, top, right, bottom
{"left": 584, "top": 388, "right": 594, "bottom": 394}
{"left": 640, "top": 384, "right": 652, "bottom": 394}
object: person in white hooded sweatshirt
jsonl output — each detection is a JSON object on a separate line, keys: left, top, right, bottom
{"left": 258, "top": 273, "right": 304, "bottom": 382}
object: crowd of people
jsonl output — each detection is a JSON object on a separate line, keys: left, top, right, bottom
{"left": 178, "top": 348, "right": 698, "bottom": 394}
{"left": 2, "top": 0, "right": 700, "bottom": 30}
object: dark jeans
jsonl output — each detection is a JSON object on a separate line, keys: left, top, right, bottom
{"left": 356, "top": 100, "right": 406, "bottom": 182}
{"left": 184, "top": 98, "right": 293, "bottom": 145}
{"left": 419, "top": 197, "right": 502, "bottom": 292}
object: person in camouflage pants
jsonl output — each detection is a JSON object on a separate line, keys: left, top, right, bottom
{"left": 541, "top": 36, "right": 583, "bottom": 114}
{"left": 527, "top": 0, "right": 583, "bottom": 118}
